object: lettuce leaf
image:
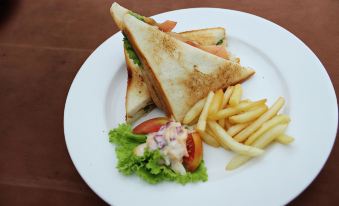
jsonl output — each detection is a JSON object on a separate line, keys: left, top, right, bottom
{"left": 128, "top": 11, "right": 145, "bottom": 22}
{"left": 109, "top": 124, "right": 208, "bottom": 184}
{"left": 123, "top": 36, "right": 142, "bottom": 67}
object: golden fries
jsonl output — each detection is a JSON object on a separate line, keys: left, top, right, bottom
{"left": 197, "top": 91, "right": 215, "bottom": 131}
{"left": 229, "top": 105, "right": 268, "bottom": 124}
{"left": 185, "top": 82, "right": 293, "bottom": 172}
{"left": 207, "top": 121, "right": 264, "bottom": 156}
{"left": 221, "top": 86, "right": 234, "bottom": 108}
{"left": 209, "top": 99, "right": 267, "bottom": 120}
{"left": 224, "top": 118, "right": 232, "bottom": 130}
{"left": 229, "top": 84, "right": 242, "bottom": 106}
{"left": 198, "top": 130, "right": 220, "bottom": 148}
{"left": 226, "top": 123, "right": 288, "bottom": 170}
{"left": 234, "top": 97, "right": 285, "bottom": 142}
{"left": 218, "top": 118, "right": 225, "bottom": 128}
{"left": 252, "top": 123, "right": 288, "bottom": 147}
{"left": 183, "top": 98, "right": 206, "bottom": 124}
{"left": 245, "top": 114, "right": 290, "bottom": 145}
{"left": 276, "top": 134, "right": 294, "bottom": 144}
{"left": 226, "top": 155, "right": 251, "bottom": 171}
{"left": 227, "top": 122, "right": 250, "bottom": 136}
{"left": 209, "top": 89, "right": 223, "bottom": 114}
{"left": 206, "top": 126, "right": 228, "bottom": 149}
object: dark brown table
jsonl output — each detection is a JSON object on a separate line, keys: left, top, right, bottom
{"left": 0, "top": 0, "right": 338, "bottom": 205}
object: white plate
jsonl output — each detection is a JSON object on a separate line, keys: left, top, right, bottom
{"left": 64, "top": 8, "right": 338, "bottom": 206}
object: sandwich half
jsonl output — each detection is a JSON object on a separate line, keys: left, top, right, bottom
{"left": 124, "top": 28, "right": 227, "bottom": 123}
{"left": 122, "top": 14, "right": 255, "bottom": 122}
{"left": 111, "top": 3, "right": 234, "bottom": 123}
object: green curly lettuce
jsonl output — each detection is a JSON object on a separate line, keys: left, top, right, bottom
{"left": 122, "top": 11, "right": 146, "bottom": 67}
{"left": 123, "top": 36, "right": 142, "bottom": 67}
{"left": 109, "top": 124, "right": 208, "bottom": 184}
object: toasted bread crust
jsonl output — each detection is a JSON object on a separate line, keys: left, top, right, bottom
{"left": 180, "top": 27, "right": 226, "bottom": 46}
{"left": 123, "top": 49, "right": 131, "bottom": 121}
{"left": 179, "top": 27, "right": 224, "bottom": 34}
{"left": 124, "top": 28, "right": 174, "bottom": 117}
{"left": 124, "top": 46, "right": 154, "bottom": 121}
{"left": 182, "top": 65, "right": 254, "bottom": 106}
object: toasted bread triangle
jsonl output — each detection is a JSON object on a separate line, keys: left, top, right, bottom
{"left": 123, "top": 14, "right": 255, "bottom": 122}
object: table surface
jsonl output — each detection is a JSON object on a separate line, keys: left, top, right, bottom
{"left": 0, "top": 0, "right": 338, "bottom": 205}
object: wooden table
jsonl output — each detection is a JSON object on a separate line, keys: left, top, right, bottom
{"left": 0, "top": 0, "right": 338, "bottom": 205}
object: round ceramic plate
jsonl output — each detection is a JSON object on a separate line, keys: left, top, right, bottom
{"left": 64, "top": 8, "right": 338, "bottom": 206}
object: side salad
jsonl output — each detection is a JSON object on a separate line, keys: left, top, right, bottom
{"left": 109, "top": 117, "right": 208, "bottom": 184}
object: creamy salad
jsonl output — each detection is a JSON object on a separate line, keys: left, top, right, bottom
{"left": 134, "top": 121, "right": 189, "bottom": 175}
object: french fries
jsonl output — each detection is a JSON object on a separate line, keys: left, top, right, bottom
{"left": 234, "top": 97, "right": 285, "bottom": 142}
{"left": 276, "top": 134, "right": 294, "bottom": 145}
{"left": 182, "top": 83, "right": 294, "bottom": 172}
{"left": 245, "top": 114, "right": 290, "bottom": 145}
{"left": 207, "top": 121, "right": 264, "bottom": 156}
{"left": 208, "top": 99, "right": 267, "bottom": 120}
{"left": 221, "top": 86, "right": 234, "bottom": 108}
{"left": 227, "top": 123, "right": 288, "bottom": 170}
{"left": 218, "top": 118, "right": 225, "bottom": 128}
{"left": 197, "top": 91, "right": 214, "bottom": 131}
{"left": 227, "top": 122, "right": 250, "bottom": 136}
{"left": 229, "top": 105, "right": 268, "bottom": 124}
{"left": 224, "top": 118, "right": 232, "bottom": 130}
{"left": 198, "top": 130, "right": 220, "bottom": 147}
{"left": 183, "top": 98, "right": 206, "bottom": 124}
{"left": 229, "top": 84, "right": 242, "bottom": 106}
{"left": 206, "top": 125, "right": 229, "bottom": 150}
{"left": 209, "top": 89, "right": 223, "bottom": 114}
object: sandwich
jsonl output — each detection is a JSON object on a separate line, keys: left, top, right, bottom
{"left": 111, "top": 3, "right": 237, "bottom": 123}
{"left": 111, "top": 3, "right": 254, "bottom": 122}
{"left": 123, "top": 27, "right": 228, "bottom": 123}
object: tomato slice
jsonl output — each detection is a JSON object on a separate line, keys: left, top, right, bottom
{"left": 132, "top": 117, "right": 169, "bottom": 134}
{"left": 158, "top": 20, "right": 177, "bottom": 32}
{"left": 183, "top": 132, "right": 203, "bottom": 172}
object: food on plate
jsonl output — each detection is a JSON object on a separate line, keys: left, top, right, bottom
{"left": 207, "top": 121, "right": 264, "bottom": 156}
{"left": 244, "top": 114, "right": 290, "bottom": 145}
{"left": 208, "top": 99, "right": 267, "bottom": 120}
{"left": 183, "top": 132, "right": 203, "bottom": 172}
{"left": 229, "top": 84, "right": 243, "bottom": 106}
{"left": 182, "top": 84, "right": 294, "bottom": 170}
{"left": 221, "top": 86, "right": 234, "bottom": 108}
{"left": 197, "top": 91, "right": 215, "bottom": 132}
{"left": 183, "top": 98, "right": 206, "bottom": 125}
{"left": 132, "top": 117, "right": 169, "bottom": 134}
{"left": 122, "top": 14, "right": 254, "bottom": 122}
{"left": 109, "top": 119, "right": 207, "bottom": 184}
{"left": 111, "top": 3, "right": 238, "bottom": 123}
{"left": 233, "top": 97, "right": 285, "bottom": 142}
{"left": 276, "top": 134, "right": 294, "bottom": 144}
{"left": 226, "top": 123, "right": 288, "bottom": 170}
{"left": 108, "top": 3, "right": 294, "bottom": 180}
{"left": 110, "top": 3, "right": 255, "bottom": 122}
{"left": 198, "top": 130, "right": 220, "bottom": 148}
{"left": 209, "top": 89, "right": 224, "bottom": 115}
{"left": 227, "top": 122, "right": 251, "bottom": 136}
{"left": 228, "top": 105, "right": 268, "bottom": 124}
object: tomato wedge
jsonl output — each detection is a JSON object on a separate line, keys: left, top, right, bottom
{"left": 183, "top": 132, "right": 203, "bottom": 172}
{"left": 133, "top": 117, "right": 169, "bottom": 134}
